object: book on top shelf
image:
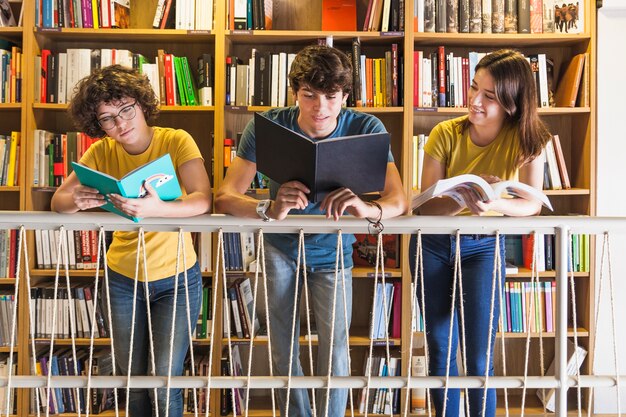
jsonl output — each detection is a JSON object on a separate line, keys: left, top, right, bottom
{"left": 254, "top": 113, "right": 390, "bottom": 203}
{"left": 0, "top": 0, "right": 16, "bottom": 26}
{"left": 321, "top": 0, "right": 357, "bottom": 31}
{"left": 71, "top": 153, "right": 182, "bottom": 222}
{"left": 411, "top": 174, "right": 553, "bottom": 211}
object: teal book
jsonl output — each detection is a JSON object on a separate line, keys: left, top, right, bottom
{"left": 71, "top": 153, "right": 182, "bottom": 222}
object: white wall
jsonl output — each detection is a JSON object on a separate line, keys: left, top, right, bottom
{"left": 595, "top": 0, "right": 626, "bottom": 412}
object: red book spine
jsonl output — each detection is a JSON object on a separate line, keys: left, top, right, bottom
{"left": 438, "top": 45, "right": 446, "bottom": 107}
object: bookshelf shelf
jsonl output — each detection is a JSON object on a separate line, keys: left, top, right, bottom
{"left": 0, "top": 186, "right": 20, "bottom": 192}
{"left": 413, "top": 328, "right": 590, "bottom": 339}
{"left": 33, "top": 28, "right": 215, "bottom": 42}
{"left": 506, "top": 269, "right": 590, "bottom": 278}
{"left": 223, "top": 334, "right": 402, "bottom": 347}
{"left": 412, "top": 32, "right": 592, "bottom": 47}
{"left": 31, "top": 103, "right": 215, "bottom": 113}
{"left": 32, "top": 338, "right": 112, "bottom": 346}
{"left": 352, "top": 267, "right": 402, "bottom": 278}
{"left": 412, "top": 107, "right": 590, "bottom": 116}
{"left": 0, "top": 346, "right": 16, "bottom": 352}
{"left": 0, "top": 103, "right": 21, "bottom": 110}
{"left": 226, "top": 30, "right": 405, "bottom": 44}
{"left": 0, "top": 278, "right": 16, "bottom": 284}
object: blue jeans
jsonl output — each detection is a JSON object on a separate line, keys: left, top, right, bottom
{"left": 265, "top": 240, "right": 352, "bottom": 417}
{"left": 104, "top": 262, "right": 203, "bottom": 417}
{"left": 409, "top": 234, "right": 506, "bottom": 417}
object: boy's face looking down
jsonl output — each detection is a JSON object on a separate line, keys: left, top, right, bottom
{"left": 294, "top": 84, "right": 348, "bottom": 139}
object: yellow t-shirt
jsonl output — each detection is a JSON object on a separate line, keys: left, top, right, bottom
{"left": 425, "top": 115, "right": 522, "bottom": 215}
{"left": 80, "top": 127, "right": 202, "bottom": 281}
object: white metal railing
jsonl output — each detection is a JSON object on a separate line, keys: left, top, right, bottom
{"left": 0, "top": 211, "right": 624, "bottom": 417}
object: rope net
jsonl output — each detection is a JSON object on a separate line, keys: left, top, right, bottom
{"left": 0, "top": 226, "right": 617, "bottom": 417}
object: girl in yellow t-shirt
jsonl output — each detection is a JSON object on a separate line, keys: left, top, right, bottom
{"left": 412, "top": 49, "right": 552, "bottom": 417}
{"left": 52, "top": 65, "right": 212, "bottom": 417}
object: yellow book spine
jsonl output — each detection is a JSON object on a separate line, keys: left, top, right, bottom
{"left": 7, "top": 131, "right": 20, "bottom": 187}
{"left": 92, "top": 0, "right": 100, "bottom": 29}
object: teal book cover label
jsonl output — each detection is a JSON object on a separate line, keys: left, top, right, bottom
{"left": 71, "top": 153, "right": 182, "bottom": 222}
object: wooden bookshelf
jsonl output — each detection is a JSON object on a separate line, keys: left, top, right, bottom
{"left": 2, "top": 0, "right": 597, "bottom": 415}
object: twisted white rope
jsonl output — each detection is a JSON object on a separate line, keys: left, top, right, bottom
{"left": 164, "top": 228, "right": 193, "bottom": 417}
{"left": 284, "top": 229, "right": 307, "bottom": 417}
{"left": 3, "top": 227, "right": 25, "bottom": 417}
{"left": 482, "top": 232, "right": 505, "bottom": 417}
{"left": 299, "top": 231, "right": 317, "bottom": 417}
{"left": 336, "top": 232, "right": 355, "bottom": 417}
{"left": 520, "top": 231, "right": 541, "bottom": 415}
{"left": 201, "top": 229, "right": 223, "bottom": 417}
{"left": 495, "top": 233, "right": 509, "bottom": 417}
{"left": 217, "top": 230, "right": 239, "bottom": 416}
{"left": 255, "top": 230, "right": 277, "bottom": 417}
{"left": 24, "top": 228, "right": 42, "bottom": 417}
{"left": 86, "top": 227, "right": 120, "bottom": 417}
{"left": 322, "top": 230, "right": 352, "bottom": 417}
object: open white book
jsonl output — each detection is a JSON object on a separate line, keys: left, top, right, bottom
{"left": 412, "top": 174, "right": 553, "bottom": 211}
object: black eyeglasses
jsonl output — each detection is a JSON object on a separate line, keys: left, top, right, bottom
{"left": 97, "top": 102, "right": 137, "bottom": 130}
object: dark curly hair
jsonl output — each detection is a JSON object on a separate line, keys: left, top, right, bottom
{"left": 67, "top": 64, "right": 159, "bottom": 138}
{"left": 288, "top": 45, "right": 353, "bottom": 95}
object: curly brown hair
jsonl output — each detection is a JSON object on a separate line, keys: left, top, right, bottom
{"left": 67, "top": 64, "right": 159, "bottom": 138}
{"left": 288, "top": 45, "right": 353, "bottom": 95}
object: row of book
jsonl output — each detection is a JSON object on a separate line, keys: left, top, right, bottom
{"left": 227, "top": 0, "right": 272, "bottom": 30}
{"left": 35, "top": 0, "right": 129, "bottom": 29}
{"left": 361, "top": 0, "right": 405, "bottom": 32}
{"left": 0, "top": 132, "right": 20, "bottom": 189}
{"left": 152, "top": 0, "right": 213, "bottom": 30}
{"left": 35, "top": 48, "right": 212, "bottom": 107}
{"left": 225, "top": 51, "right": 295, "bottom": 107}
{"left": 30, "top": 285, "right": 109, "bottom": 339}
{"left": 501, "top": 280, "right": 556, "bottom": 333}
{"left": 0, "top": 357, "right": 17, "bottom": 415}
{"left": 181, "top": 354, "right": 213, "bottom": 413}
{"left": 32, "top": 351, "right": 114, "bottom": 415}
{"left": 358, "top": 355, "right": 402, "bottom": 414}
{"left": 32, "top": 130, "right": 98, "bottom": 187}
{"left": 223, "top": 276, "right": 261, "bottom": 339}
{"left": 225, "top": 42, "right": 402, "bottom": 109}
{"left": 414, "top": 0, "right": 583, "bottom": 34}
{"left": 0, "top": 46, "right": 21, "bottom": 104}
{"left": 34, "top": 229, "right": 105, "bottom": 270}
{"left": 542, "top": 134, "right": 570, "bottom": 190}
{"left": 0, "top": 295, "right": 16, "bottom": 346}
{"left": 220, "top": 232, "right": 255, "bottom": 272}
{"left": 506, "top": 233, "right": 590, "bottom": 273}
{"left": 0, "top": 229, "right": 19, "bottom": 279}
{"left": 370, "top": 281, "right": 402, "bottom": 339}
{"left": 349, "top": 39, "right": 403, "bottom": 108}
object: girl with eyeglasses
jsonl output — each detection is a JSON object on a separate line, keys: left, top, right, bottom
{"left": 51, "top": 64, "right": 212, "bottom": 417}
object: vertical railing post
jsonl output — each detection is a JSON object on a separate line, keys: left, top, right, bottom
{"left": 555, "top": 225, "right": 570, "bottom": 417}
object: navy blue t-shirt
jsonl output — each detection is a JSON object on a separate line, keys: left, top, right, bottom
{"left": 238, "top": 106, "right": 392, "bottom": 270}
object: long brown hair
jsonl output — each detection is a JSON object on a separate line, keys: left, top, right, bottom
{"left": 468, "top": 49, "right": 551, "bottom": 163}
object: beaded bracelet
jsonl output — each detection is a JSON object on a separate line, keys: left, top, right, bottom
{"left": 366, "top": 201, "right": 384, "bottom": 234}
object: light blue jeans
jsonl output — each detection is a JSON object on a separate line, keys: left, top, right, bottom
{"left": 105, "top": 262, "right": 203, "bottom": 417}
{"left": 410, "top": 234, "right": 505, "bottom": 417}
{"left": 265, "top": 240, "right": 353, "bottom": 417}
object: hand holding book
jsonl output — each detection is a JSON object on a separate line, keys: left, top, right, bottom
{"left": 412, "top": 174, "right": 553, "bottom": 213}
